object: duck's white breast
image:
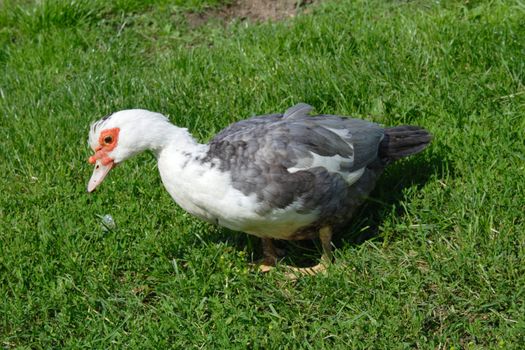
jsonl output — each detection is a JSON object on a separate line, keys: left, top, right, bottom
{"left": 157, "top": 147, "right": 318, "bottom": 239}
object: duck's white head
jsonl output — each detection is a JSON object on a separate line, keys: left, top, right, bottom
{"left": 87, "top": 109, "right": 172, "bottom": 192}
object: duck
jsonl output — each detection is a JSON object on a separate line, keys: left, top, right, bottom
{"left": 87, "top": 103, "right": 431, "bottom": 276}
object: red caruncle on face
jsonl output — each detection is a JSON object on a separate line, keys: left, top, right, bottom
{"left": 88, "top": 127, "right": 120, "bottom": 165}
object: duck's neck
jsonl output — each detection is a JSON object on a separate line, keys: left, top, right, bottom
{"left": 155, "top": 122, "right": 215, "bottom": 222}
{"left": 150, "top": 124, "right": 202, "bottom": 158}
{"left": 126, "top": 113, "right": 205, "bottom": 159}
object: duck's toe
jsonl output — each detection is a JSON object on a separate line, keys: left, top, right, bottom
{"left": 283, "top": 262, "right": 329, "bottom": 280}
{"left": 258, "top": 263, "right": 275, "bottom": 273}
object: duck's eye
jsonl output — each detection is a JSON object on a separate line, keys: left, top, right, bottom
{"left": 104, "top": 136, "right": 113, "bottom": 144}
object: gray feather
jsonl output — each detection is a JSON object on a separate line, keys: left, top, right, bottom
{"left": 202, "top": 105, "right": 386, "bottom": 221}
{"left": 283, "top": 103, "right": 313, "bottom": 119}
{"left": 379, "top": 126, "right": 432, "bottom": 162}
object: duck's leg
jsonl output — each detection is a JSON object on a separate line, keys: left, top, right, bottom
{"left": 258, "top": 238, "right": 281, "bottom": 273}
{"left": 285, "top": 226, "right": 333, "bottom": 278}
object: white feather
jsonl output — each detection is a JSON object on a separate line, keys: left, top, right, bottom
{"left": 158, "top": 143, "right": 318, "bottom": 239}
{"left": 287, "top": 151, "right": 364, "bottom": 186}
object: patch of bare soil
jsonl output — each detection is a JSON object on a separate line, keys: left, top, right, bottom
{"left": 187, "top": 0, "right": 316, "bottom": 27}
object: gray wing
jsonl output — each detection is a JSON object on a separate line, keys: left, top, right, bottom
{"left": 211, "top": 103, "right": 312, "bottom": 141}
{"left": 204, "top": 104, "right": 385, "bottom": 213}
{"left": 212, "top": 113, "right": 283, "bottom": 142}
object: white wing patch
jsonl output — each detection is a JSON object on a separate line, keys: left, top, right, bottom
{"left": 342, "top": 167, "right": 365, "bottom": 186}
{"left": 286, "top": 127, "right": 365, "bottom": 185}
{"left": 288, "top": 152, "right": 347, "bottom": 173}
{"left": 287, "top": 151, "right": 365, "bottom": 186}
{"left": 326, "top": 127, "right": 351, "bottom": 139}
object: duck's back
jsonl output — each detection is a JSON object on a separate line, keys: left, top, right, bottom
{"left": 201, "top": 104, "right": 387, "bottom": 239}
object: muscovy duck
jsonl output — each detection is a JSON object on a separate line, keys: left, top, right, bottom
{"left": 87, "top": 103, "right": 431, "bottom": 276}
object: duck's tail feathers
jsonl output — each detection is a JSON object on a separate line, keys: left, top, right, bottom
{"left": 379, "top": 126, "right": 432, "bottom": 163}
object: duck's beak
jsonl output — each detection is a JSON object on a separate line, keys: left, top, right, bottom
{"left": 87, "top": 159, "right": 114, "bottom": 192}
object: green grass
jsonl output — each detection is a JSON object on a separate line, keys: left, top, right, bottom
{"left": 1, "top": 0, "right": 525, "bottom": 348}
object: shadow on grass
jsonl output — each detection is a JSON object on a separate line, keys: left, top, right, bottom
{"left": 208, "top": 148, "right": 452, "bottom": 268}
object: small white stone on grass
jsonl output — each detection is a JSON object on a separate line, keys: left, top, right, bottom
{"left": 100, "top": 214, "right": 116, "bottom": 231}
